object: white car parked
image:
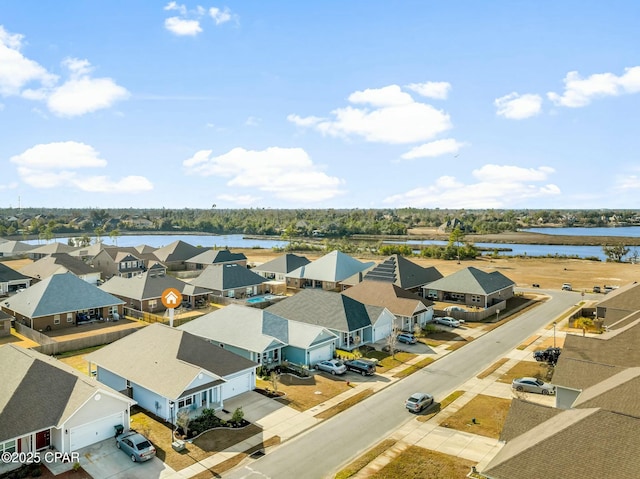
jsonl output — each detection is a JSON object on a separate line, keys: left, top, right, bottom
{"left": 435, "top": 316, "right": 461, "bottom": 328}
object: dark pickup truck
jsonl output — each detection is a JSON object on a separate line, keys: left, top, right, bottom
{"left": 533, "top": 347, "right": 561, "bottom": 365}
{"left": 344, "top": 359, "right": 377, "bottom": 376}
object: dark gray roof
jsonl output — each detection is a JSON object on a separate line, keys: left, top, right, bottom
{"left": 266, "top": 289, "right": 372, "bottom": 332}
{"left": 100, "top": 271, "right": 210, "bottom": 300}
{"left": 190, "top": 263, "right": 266, "bottom": 291}
{"left": 153, "top": 240, "right": 202, "bottom": 262}
{"left": 499, "top": 399, "right": 562, "bottom": 442}
{"left": 363, "top": 254, "right": 443, "bottom": 289}
{"left": 0, "top": 344, "right": 133, "bottom": 443}
{"left": 424, "top": 266, "right": 515, "bottom": 295}
{"left": 1, "top": 272, "right": 125, "bottom": 318}
{"left": 186, "top": 248, "right": 248, "bottom": 265}
{"left": 0, "top": 262, "right": 31, "bottom": 282}
{"left": 252, "top": 253, "right": 311, "bottom": 274}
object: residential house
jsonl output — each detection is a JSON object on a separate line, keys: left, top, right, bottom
{"left": 185, "top": 248, "right": 248, "bottom": 271}
{"left": 152, "top": 240, "right": 202, "bottom": 271}
{"left": 481, "top": 324, "right": 640, "bottom": 479}
{"left": 593, "top": 281, "right": 640, "bottom": 330}
{"left": 179, "top": 304, "right": 339, "bottom": 369}
{"left": 86, "top": 323, "right": 258, "bottom": 424}
{"left": 190, "top": 263, "right": 267, "bottom": 299}
{"left": 358, "top": 254, "right": 443, "bottom": 295}
{"left": 342, "top": 280, "right": 435, "bottom": 332}
{"left": 266, "top": 289, "right": 394, "bottom": 350}
{"left": 251, "top": 253, "right": 311, "bottom": 282}
{"left": 19, "top": 253, "right": 102, "bottom": 285}
{"left": 90, "top": 246, "right": 161, "bottom": 280}
{"left": 0, "top": 262, "right": 31, "bottom": 295}
{"left": 0, "top": 240, "right": 36, "bottom": 258}
{"left": 27, "top": 242, "right": 77, "bottom": 261}
{"left": 0, "top": 272, "right": 125, "bottom": 331}
{"left": 423, "top": 266, "right": 515, "bottom": 308}
{"left": 100, "top": 270, "right": 211, "bottom": 313}
{"left": 286, "top": 250, "right": 375, "bottom": 291}
{"left": 0, "top": 344, "right": 135, "bottom": 473}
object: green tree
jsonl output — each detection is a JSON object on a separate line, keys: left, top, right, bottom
{"left": 602, "top": 244, "right": 629, "bottom": 262}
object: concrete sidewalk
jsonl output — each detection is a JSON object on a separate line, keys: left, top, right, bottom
{"left": 164, "top": 324, "right": 564, "bottom": 479}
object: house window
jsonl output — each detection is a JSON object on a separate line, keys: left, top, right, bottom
{"left": 273, "top": 349, "right": 279, "bottom": 361}
{"left": 0, "top": 439, "right": 16, "bottom": 454}
{"left": 451, "top": 293, "right": 465, "bottom": 301}
{"left": 149, "top": 299, "right": 157, "bottom": 309}
{"left": 67, "top": 313, "right": 73, "bottom": 322}
{"left": 471, "top": 295, "right": 481, "bottom": 304}
{"left": 54, "top": 315, "right": 60, "bottom": 325}
{"left": 178, "top": 396, "right": 193, "bottom": 408}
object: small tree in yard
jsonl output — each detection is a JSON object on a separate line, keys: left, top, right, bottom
{"left": 413, "top": 322, "right": 422, "bottom": 338}
{"left": 387, "top": 327, "right": 399, "bottom": 359}
{"left": 270, "top": 370, "right": 280, "bottom": 394}
{"left": 231, "top": 407, "right": 245, "bottom": 426}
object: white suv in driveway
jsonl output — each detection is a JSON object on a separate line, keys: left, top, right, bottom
{"left": 435, "top": 316, "right": 460, "bottom": 328}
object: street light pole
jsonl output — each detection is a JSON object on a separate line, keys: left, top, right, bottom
{"left": 553, "top": 321, "right": 557, "bottom": 348}
{"left": 169, "top": 402, "right": 174, "bottom": 442}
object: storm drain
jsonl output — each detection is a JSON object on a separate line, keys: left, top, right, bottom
{"left": 250, "top": 450, "right": 265, "bottom": 459}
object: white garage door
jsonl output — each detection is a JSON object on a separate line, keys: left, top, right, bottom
{"left": 222, "top": 373, "right": 252, "bottom": 400}
{"left": 308, "top": 344, "right": 332, "bottom": 367}
{"left": 373, "top": 322, "right": 392, "bottom": 342}
{"left": 70, "top": 412, "right": 123, "bottom": 451}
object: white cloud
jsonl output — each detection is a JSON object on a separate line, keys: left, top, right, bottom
{"left": 46, "top": 59, "right": 129, "bottom": 117}
{"left": 401, "top": 139, "right": 467, "bottom": 160}
{"left": 548, "top": 66, "right": 640, "bottom": 108}
{"left": 164, "top": 17, "right": 203, "bottom": 36}
{"left": 10, "top": 141, "right": 153, "bottom": 193}
{"left": 0, "top": 25, "right": 58, "bottom": 97}
{"left": 495, "top": 92, "right": 542, "bottom": 119}
{"left": 406, "top": 81, "right": 451, "bottom": 100}
{"left": 245, "top": 116, "right": 261, "bottom": 126}
{"left": 615, "top": 174, "right": 640, "bottom": 190}
{"left": 289, "top": 84, "right": 452, "bottom": 144}
{"left": 383, "top": 164, "right": 559, "bottom": 208}
{"left": 209, "top": 7, "right": 232, "bottom": 25}
{"left": 183, "top": 147, "right": 345, "bottom": 202}
{"left": 164, "top": 1, "right": 187, "bottom": 15}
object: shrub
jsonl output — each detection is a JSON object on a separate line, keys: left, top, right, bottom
{"left": 231, "top": 407, "right": 245, "bottom": 426}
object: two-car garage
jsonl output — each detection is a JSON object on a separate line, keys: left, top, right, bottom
{"left": 69, "top": 411, "right": 125, "bottom": 451}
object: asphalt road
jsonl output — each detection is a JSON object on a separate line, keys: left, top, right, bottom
{"left": 225, "top": 290, "right": 581, "bottom": 479}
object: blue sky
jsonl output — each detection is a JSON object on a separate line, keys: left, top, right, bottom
{"left": 1, "top": 1, "right": 639, "bottom": 210}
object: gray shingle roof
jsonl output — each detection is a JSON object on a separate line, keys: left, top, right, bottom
{"left": 0, "top": 262, "right": 31, "bottom": 282}
{"left": 266, "top": 289, "right": 371, "bottom": 332}
{"left": 286, "top": 250, "right": 375, "bottom": 282}
{"left": 19, "top": 253, "right": 98, "bottom": 279}
{"left": 252, "top": 253, "right": 311, "bottom": 274}
{"left": 0, "top": 344, "right": 133, "bottom": 443}
{"left": 1, "top": 272, "right": 124, "bottom": 318}
{"left": 342, "top": 280, "right": 432, "bottom": 317}
{"left": 423, "top": 266, "right": 515, "bottom": 295}
{"left": 152, "top": 240, "right": 202, "bottom": 262}
{"left": 190, "top": 263, "right": 266, "bottom": 291}
{"left": 28, "top": 242, "right": 77, "bottom": 255}
{"left": 86, "top": 323, "right": 257, "bottom": 399}
{"left": 186, "top": 249, "right": 247, "bottom": 265}
{"left": 363, "top": 254, "right": 443, "bottom": 289}
{"left": 100, "top": 271, "right": 209, "bottom": 300}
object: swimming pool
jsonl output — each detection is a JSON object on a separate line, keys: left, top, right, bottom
{"left": 246, "top": 294, "right": 279, "bottom": 304}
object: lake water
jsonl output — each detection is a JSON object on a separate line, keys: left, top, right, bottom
{"left": 524, "top": 226, "right": 640, "bottom": 237}
{"left": 26, "top": 230, "right": 640, "bottom": 261}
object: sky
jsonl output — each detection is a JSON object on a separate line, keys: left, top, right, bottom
{"left": 1, "top": 1, "right": 640, "bottom": 210}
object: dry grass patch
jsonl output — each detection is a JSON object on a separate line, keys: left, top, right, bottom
{"left": 439, "top": 394, "right": 511, "bottom": 439}
{"left": 477, "top": 358, "right": 509, "bottom": 379}
{"left": 56, "top": 345, "right": 105, "bottom": 375}
{"left": 517, "top": 335, "right": 541, "bottom": 350}
{"left": 497, "top": 361, "right": 553, "bottom": 384}
{"left": 392, "top": 357, "right": 434, "bottom": 378}
{"left": 417, "top": 390, "right": 465, "bottom": 423}
{"left": 256, "top": 373, "right": 351, "bottom": 412}
{"left": 334, "top": 439, "right": 397, "bottom": 479}
{"left": 314, "top": 388, "right": 375, "bottom": 419}
{"left": 369, "top": 446, "right": 475, "bottom": 479}
{"left": 365, "top": 351, "right": 417, "bottom": 373}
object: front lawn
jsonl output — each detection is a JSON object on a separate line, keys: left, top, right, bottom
{"left": 369, "top": 446, "right": 475, "bottom": 479}
{"left": 497, "top": 361, "right": 553, "bottom": 384}
{"left": 256, "top": 373, "right": 351, "bottom": 412}
{"left": 439, "top": 394, "right": 511, "bottom": 439}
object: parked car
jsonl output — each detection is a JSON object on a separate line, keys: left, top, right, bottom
{"left": 116, "top": 431, "right": 156, "bottom": 462}
{"left": 434, "top": 316, "right": 461, "bottom": 328}
{"left": 397, "top": 333, "right": 417, "bottom": 344}
{"left": 344, "top": 358, "right": 377, "bottom": 376}
{"left": 405, "top": 392, "right": 434, "bottom": 413}
{"left": 562, "top": 283, "right": 572, "bottom": 291}
{"left": 315, "top": 359, "right": 347, "bottom": 375}
{"left": 593, "top": 285, "right": 601, "bottom": 293}
{"left": 512, "top": 377, "right": 556, "bottom": 395}
{"left": 444, "top": 305, "right": 466, "bottom": 313}
{"left": 533, "top": 347, "right": 561, "bottom": 364}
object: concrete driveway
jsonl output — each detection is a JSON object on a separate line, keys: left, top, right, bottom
{"left": 78, "top": 438, "right": 177, "bottom": 479}
{"left": 219, "top": 390, "right": 292, "bottom": 425}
